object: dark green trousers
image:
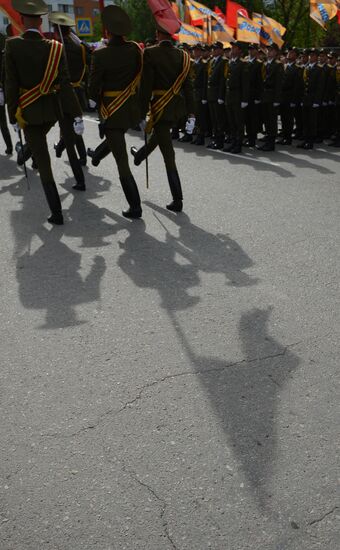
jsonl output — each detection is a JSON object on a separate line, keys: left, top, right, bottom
{"left": 0, "top": 105, "right": 13, "bottom": 152}
{"left": 24, "top": 123, "right": 62, "bottom": 215}
{"left": 144, "top": 121, "right": 176, "bottom": 170}
{"left": 105, "top": 128, "right": 132, "bottom": 178}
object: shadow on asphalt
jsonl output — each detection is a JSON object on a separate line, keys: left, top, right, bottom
{"left": 116, "top": 203, "right": 299, "bottom": 510}
{"left": 173, "top": 140, "right": 338, "bottom": 178}
{"left": 7, "top": 170, "right": 125, "bottom": 329}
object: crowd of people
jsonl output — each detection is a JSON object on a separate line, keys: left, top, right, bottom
{"left": 0, "top": 0, "right": 339, "bottom": 226}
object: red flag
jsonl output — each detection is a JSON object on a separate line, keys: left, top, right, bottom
{"left": 226, "top": 0, "right": 248, "bottom": 29}
{"left": 0, "top": 0, "right": 23, "bottom": 34}
{"left": 338, "top": 9, "right": 340, "bottom": 24}
{"left": 147, "top": 0, "right": 181, "bottom": 34}
{"left": 214, "top": 6, "right": 226, "bottom": 21}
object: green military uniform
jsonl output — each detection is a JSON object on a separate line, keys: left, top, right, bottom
{"left": 245, "top": 45, "right": 263, "bottom": 146}
{"left": 48, "top": 12, "right": 87, "bottom": 187}
{"left": 258, "top": 44, "right": 284, "bottom": 151}
{"left": 89, "top": 5, "right": 142, "bottom": 218}
{"left": 0, "top": 33, "right": 13, "bottom": 154}
{"left": 279, "top": 48, "right": 303, "bottom": 144}
{"left": 206, "top": 43, "right": 226, "bottom": 150}
{"left": 5, "top": 0, "right": 82, "bottom": 224}
{"left": 223, "top": 43, "right": 249, "bottom": 154}
{"left": 131, "top": 30, "right": 194, "bottom": 212}
{"left": 299, "top": 50, "right": 325, "bottom": 149}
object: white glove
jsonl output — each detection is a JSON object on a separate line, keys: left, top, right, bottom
{"left": 312, "top": 103, "right": 319, "bottom": 108}
{"left": 201, "top": 99, "right": 207, "bottom": 105}
{"left": 241, "top": 102, "right": 248, "bottom": 109}
{"left": 73, "top": 117, "right": 84, "bottom": 135}
{"left": 217, "top": 99, "right": 224, "bottom": 105}
{"left": 290, "top": 103, "right": 296, "bottom": 108}
{"left": 273, "top": 102, "right": 280, "bottom": 107}
{"left": 329, "top": 101, "right": 335, "bottom": 106}
{"left": 139, "top": 119, "right": 147, "bottom": 131}
{"left": 0, "top": 89, "right": 4, "bottom": 106}
{"left": 88, "top": 99, "right": 96, "bottom": 109}
{"left": 254, "top": 100, "right": 261, "bottom": 105}
{"left": 322, "top": 101, "right": 327, "bottom": 107}
{"left": 12, "top": 123, "right": 19, "bottom": 133}
{"left": 185, "top": 116, "right": 196, "bottom": 135}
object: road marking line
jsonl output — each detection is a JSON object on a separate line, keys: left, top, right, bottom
{"left": 83, "top": 116, "right": 99, "bottom": 124}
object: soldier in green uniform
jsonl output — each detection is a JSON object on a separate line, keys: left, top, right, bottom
{"left": 206, "top": 41, "right": 226, "bottom": 150}
{"left": 50, "top": 12, "right": 88, "bottom": 167}
{"left": 130, "top": 18, "right": 194, "bottom": 213}
{"left": 278, "top": 46, "right": 303, "bottom": 145}
{"left": 244, "top": 43, "right": 263, "bottom": 147}
{"left": 257, "top": 43, "right": 283, "bottom": 152}
{"left": 89, "top": 5, "right": 142, "bottom": 218}
{"left": 329, "top": 52, "right": 340, "bottom": 147}
{"left": 222, "top": 41, "right": 249, "bottom": 154}
{"left": 297, "top": 48, "right": 325, "bottom": 150}
{"left": 5, "top": 0, "right": 83, "bottom": 224}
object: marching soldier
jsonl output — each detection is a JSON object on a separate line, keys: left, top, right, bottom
{"left": 298, "top": 48, "right": 325, "bottom": 150}
{"left": 50, "top": 12, "right": 88, "bottom": 168}
{"left": 89, "top": 5, "right": 143, "bottom": 218}
{"left": 5, "top": 0, "right": 83, "bottom": 224}
{"left": 244, "top": 43, "right": 263, "bottom": 147}
{"left": 206, "top": 41, "right": 226, "bottom": 150}
{"left": 278, "top": 46, "right": 303, "bottom": 145}
{"left": 327, "top": 51, "right": 338, "bottom": 142}
{"left": 130, "top": 15, "right": 194, "bottom": 212}
{"left": 329, "top": 52, "right": 340, "bottom": 147}
{"left": 0, "top": 33, "right": 13, "bottom": 155}
{"left": 223, "top": 41, "right": 249, "bottom": 154}
{"left": 257, "top": 43, "right": 283, "bottom": 152}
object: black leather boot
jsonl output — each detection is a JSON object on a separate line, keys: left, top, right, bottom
{"left": 166, "top": 169, "right": 183, "bottom": 212}
{"left": 76, "top": 135, "right": 87, "bottom": 166}
{"left": 120, "top": 175, "right": 142, "bottom": 218}
{"left": 87, "top": 141, "right": 110, "bottom": 167}
{"left": 16, "top": 141, "right": 32, "bottom": 166}
{"left": 130, "top": 145, "right": 147, "bottom": 166}
{"left": 54, "top": 138, "right": 65, "bottom": 158}
{"left": 42, "top": 181, "right": 63, "bottom": 225}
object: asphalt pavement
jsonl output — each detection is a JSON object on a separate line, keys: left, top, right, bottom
{"left": 0, "top": 116, "right": 339, "bottom": 550}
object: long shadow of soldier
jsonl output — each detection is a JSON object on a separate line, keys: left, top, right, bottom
{"left": 144, "top": 203, "right": 258, "bottom": 287}
{"left": 10, "top": 177, "right": 107, "bottom": 329}
{"left": 117, "top": 218, "right": 200, "bottom": 311}
{"left": 170, "top": 306, "right": 300, "bottom": 510}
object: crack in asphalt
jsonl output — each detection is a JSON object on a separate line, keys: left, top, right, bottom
{"left": 309, "top": 506, "right": 339, "bottom": 526}
{"left": 40, "top": 342, "right": 301, "bottom": 439}
{"left": 124, "top": 467, "right": 178, "bottom": 550}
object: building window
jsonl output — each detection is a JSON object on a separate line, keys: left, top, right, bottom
{"left": 3, "top": 17, "right": 9, "bottom": 24}
{"left": 75, "top": 7, "right": 84, "bottom": 16}
{"left": 93, "top": 8, "right": 100, "bottom": 16}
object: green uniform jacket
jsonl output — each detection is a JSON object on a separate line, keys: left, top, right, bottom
{"left": 262, "top": 59, "right": 284, "bottom": 104}
{"left": 224, "top": 58, "right": 249, "bottom": 105}
{"left": 63, "top": 35, "right": 88, "bottom": 111}
{"left": 302, "top": 64, "right": 325, "bottom": 106}
{"left": 207, "top": 56, "right": 226, "bottom": 102}
{"left": 5, "top": 31, "right": 81, "bottom": 125}
{"left": 192, "top": 58, "right": 207, "bottom": 103}
{"left": 89, "top": 37, "right": 142, "bottom": 130}
{"left": 280, "top": 62, "right": 304, "bottom": 105}
{"left": 247, "top": 58, "right": 263, "bottom": 102}
{"left": 139, "top": 40, "right": 194, "bottom": 123}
